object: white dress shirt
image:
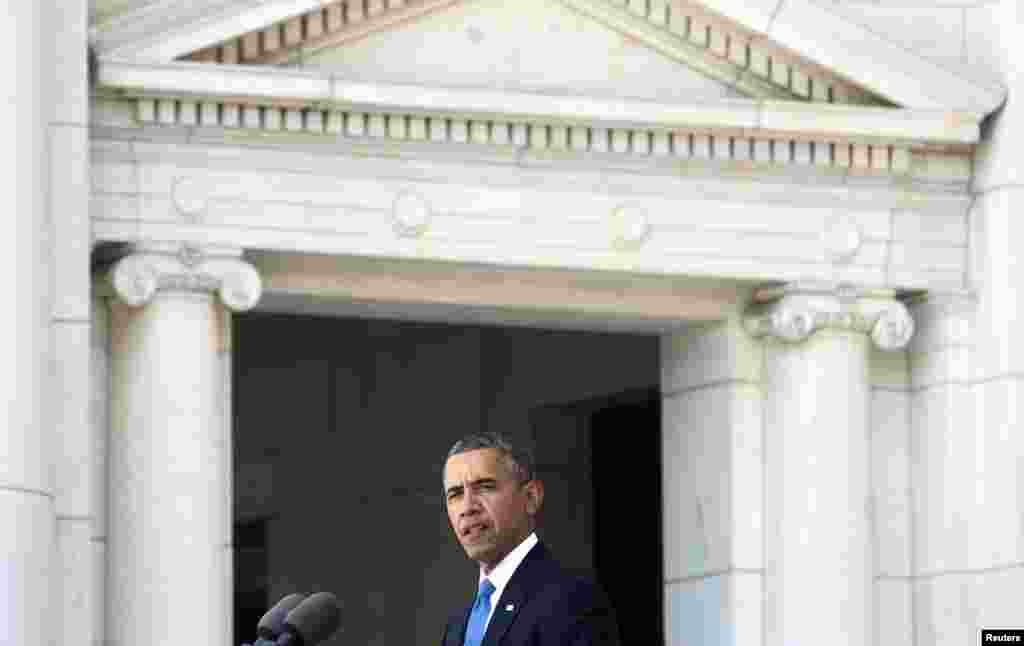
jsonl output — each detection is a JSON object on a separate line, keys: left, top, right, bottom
{"left": 477, "top": 532, "right": 538, "bottom": 630}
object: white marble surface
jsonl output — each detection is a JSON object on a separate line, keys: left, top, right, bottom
{"left": 969, "top": 1, "right": 1024, "bottom": 190}
{"left": 830, "top": 4, "right": 965, "bottom": 66}
{"left": 90, "top": 295, "right": 110, "bottom": 542}
{"left": 664, "top": 572, "right": 763, "bottom": 646}
{"left": 661, "top": 317, "right": 761, "bottom": 394}
{"left": 874, "top": 579, "right": 913, "bottom": 646}
{"left": 49, "top": 124, "right": 92, "bottom": 321}
{"left": 58, "top": 518, "right": 94, "bottom": 646}
{"left": 91, "top": 539, "right": 106, "bottom": 646}
{"left": 662, "top": 382, "right": 763, "bottom": 580}
{"left": 915, "top": 567, "right": 1024, "bottom": 646}
{"left": 0, "top": 492, "right": 56, "bottom": 646}
{"left": 911, "top": 384, "right": 974, "bottom": 574}
{"left": 89, "top": 296, "right": 110, "bottom": 646}
{"left": 106, "top": 292, "right": 231, "bottom": 646}
{"left": 908, "top": 294, "right": 973, "bottom": 356}
{"left": 3, "top": 6, "right": 55, "bottom": 644}
{"left": 3, "top": 1, "right": 49, "bottom": 495}
{"left": 871, "top": 390, "right": 912, "bottom": 579}
{"left": 53, "top": 321, "right": 93, "bottom": 517}
{"left": 90, "top": 131, "right": 973, "bottom": 291}
{"left": 971, "top": 377, "right": 1024, "bottom": 570}
{"left": 969, "top": 188, "right": 1024, "bottom": 380}
{"left": 305, "top": 0, "right": 742, "bottom": 104}
{"left": 49, "top": 0, "right": 90, "bottom": 126}
{"left": 909, "top": 346, "right": 971, "bottom": 391}
{"left": 764, "top": 329, "right": 872, "bottom": 646}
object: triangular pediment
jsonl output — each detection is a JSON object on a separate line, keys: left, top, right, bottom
{"left": 268, "top": 0, "right": 755, "bottom": 104}
{"left": 176, "top": 0, "right": 880, "bottom": 106}
{"left": 92, "top": 0, "right": 1005, "bottom": 115}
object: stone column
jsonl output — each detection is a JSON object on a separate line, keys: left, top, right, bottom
{"left": 0, "top": 4, "right": 54, "bottom": 646}
{"left": 745, "top": 284, "right": 914, "bottom": 646}
{"left": 104, "top": 244, "right": 261, "bottom": 646}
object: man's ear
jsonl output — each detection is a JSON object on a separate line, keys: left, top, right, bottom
{"left": 524, "top": 479, "right": 544, "bottom": 516}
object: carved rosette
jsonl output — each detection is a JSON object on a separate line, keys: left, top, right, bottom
{"left": 172, "top": 176, "right": 210, "bottom": 222}
{"left": 392, "top": 191, "right": 432, "bottom": 238}
{"left": 609, "top": 204, "right": 651, "bottom": 249}
{"left": 744, "top": 284, "right": 915, "bottom": 351}
{"left": 108, "top": 246, "right": 263, "bottom": 311}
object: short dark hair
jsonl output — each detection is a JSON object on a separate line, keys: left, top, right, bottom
{"left": 442, "top": 433, "right": 536, "bottom": 492}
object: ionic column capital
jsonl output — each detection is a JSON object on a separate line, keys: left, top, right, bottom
{"left": 107, "top": 243, "right": 262, "bottom": 311}
{"left": 743, "top": 282, "right": 915, "bottom": 351}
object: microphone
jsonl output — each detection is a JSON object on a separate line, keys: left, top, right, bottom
{"left": 257, "top": 593, "right": 308, "bottom": 641}
{"left": 277, "top": 592, "right": 342, "bottom": 646}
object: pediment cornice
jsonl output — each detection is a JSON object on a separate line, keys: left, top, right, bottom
{"left": 94, "top": 56, "right": 974, "bottom": 185}
{"left": 91, "top": 0, "right": 1006, "bottom": 116}
{"left": 100, "top": 58, "right": 979, "bottom": 146}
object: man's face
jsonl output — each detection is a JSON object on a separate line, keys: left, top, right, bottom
{"left": 443, "top": 448, "right": 542, "bottom": 573}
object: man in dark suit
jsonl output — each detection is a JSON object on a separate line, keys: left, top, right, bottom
{"left": 440, "top": 434, "right": 620, "bottom": 646}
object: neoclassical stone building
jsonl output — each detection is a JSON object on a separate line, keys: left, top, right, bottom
{"left": 5, "top": 0, "right": 1023, "bottom": 644}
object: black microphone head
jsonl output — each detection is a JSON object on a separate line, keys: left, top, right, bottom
{"left": 257, "top": 593, "right": 307, "bottom": 639}
{"left": 282, "top": 592, "right": 342, "bottom": 646}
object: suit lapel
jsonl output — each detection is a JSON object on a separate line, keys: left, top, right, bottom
{"left": 479, "top": 581, "right": 525, "bottom": 646}
{"left": 449, "top": 602, "right": 473, "bottom": 646}
{"left": 480, "top": 543, "right": 549, "bottom": 646}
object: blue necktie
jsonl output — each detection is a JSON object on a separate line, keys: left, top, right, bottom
{"left": 463, "top": 579, "right": 495, "bottom": 646}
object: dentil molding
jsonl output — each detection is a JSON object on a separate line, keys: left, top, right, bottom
{"left": 108, "top": 244, "right": 263, "bottom": 311}
{"left": 744, "top": 282, "right": 915, "bottom": 351}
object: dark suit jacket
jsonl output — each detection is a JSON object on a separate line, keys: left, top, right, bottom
{"left": 441, "top": 543, "right": 621, "bottom": 646}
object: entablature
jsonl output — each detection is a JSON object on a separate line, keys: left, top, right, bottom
{"left": 95, "top": 58, "right": 977, "bottom": 183}
{"left": 89, "top": 133, "right": 972, "bottom": 294}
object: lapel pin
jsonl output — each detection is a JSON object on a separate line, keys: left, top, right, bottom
{"left": 505, "top": 604, "right": 515, "bottom": 612}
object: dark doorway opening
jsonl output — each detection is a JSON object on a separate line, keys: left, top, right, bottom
{"left": 590, "top": 390, "right": 663, "bottom": 646}
{"left": 530, "top": 388, "right": 663, "bottom": 645}
{"left": 233, "top": 518, "right": 269, "bottom": 645}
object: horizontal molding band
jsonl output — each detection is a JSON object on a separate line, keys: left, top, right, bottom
{"left": 127, "top": 95, "right": 920, "bottom": 174}
{"left": 97, "top": 58, "right": 981, "bottom": 146}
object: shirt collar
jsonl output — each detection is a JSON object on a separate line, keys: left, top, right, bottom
{"left": 479, "top": 532, "right": 538, "bottom": 600}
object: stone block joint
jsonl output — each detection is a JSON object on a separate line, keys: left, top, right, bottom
{"left": 743, "top": 282, "right": 915, "bottom": 351}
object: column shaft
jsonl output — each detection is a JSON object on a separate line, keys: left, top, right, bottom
{"left": 747, "top": 285, "right": 914, "bottom": 646}
{"left": 107, "top": 292, "right": 231, "bottom": 646}
{"left": 764, "top": 331, "right": 871, "bottom": 646}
